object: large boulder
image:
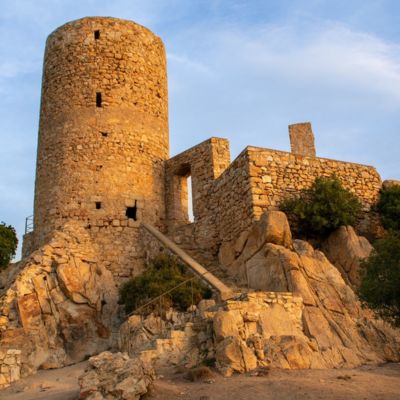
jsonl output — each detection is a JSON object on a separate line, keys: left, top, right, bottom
{"left": 222, "top": 210, "right": 292, "bottom": 270}
{"left": 0, "top": 222, "right": 117, "bottom": 378}
{"left": 79, "top": 351, "right": 154, "bottom": 400}
{"left": 322, "top": 226, "right": 373, "bottom": 286}
{"left": 215, "top": 336, "right": 257, "bottom": 376}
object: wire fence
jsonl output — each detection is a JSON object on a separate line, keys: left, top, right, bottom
{"left": 125, "top": 261, "right": 227, "bottom": 321}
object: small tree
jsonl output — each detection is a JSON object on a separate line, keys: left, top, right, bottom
{"left": 119, "top": 253, "right": 212, "bottom": 314}
{"left": 376, "top": 185, "right": 400, "bottom": 231}
{"left": 359, "top": 231, "right": 400, "bottom": 325}
{"left": 280, "top": 176, "right": 362, "bottom": 237}
{"left": 0, "top": 222, "right": 18, "bottom": 268}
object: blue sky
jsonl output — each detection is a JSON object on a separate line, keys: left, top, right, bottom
{"left": 1, "top": 0, "right": 400, "bottom": 257}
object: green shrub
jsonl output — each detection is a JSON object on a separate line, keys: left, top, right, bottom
{"left": 280, "top": 176, "right": 362, "bottom": 237}
{"left": 0, "top": 222, "right": 18, "bottom": 269}
{"left": 359, "top": 231, "right": 400, "bottom": 325}
{"left": 376, "top": 185, "right": 400, "bottom": 231}
{"left": 119, "top": 253, "right": 212, "bottom": 314}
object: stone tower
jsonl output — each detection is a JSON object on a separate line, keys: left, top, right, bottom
{"left": 32, "top": 17, "right": 169, "bottom": 278}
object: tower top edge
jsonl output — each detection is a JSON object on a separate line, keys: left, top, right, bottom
{"left": 47, "top": 16, "right": 161, "bottom": 41}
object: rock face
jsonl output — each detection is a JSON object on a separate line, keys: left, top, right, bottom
{"left": 118, "top": 308, "right": 215, "bottom": 369}
{"left": 219, "top": 211, "right": 292, "bottom": 268}
{"left": 79, "top": 351, "right": 155, "bottom": 400}
{"left": 221, "top": 212, "right": 400, "bottom": 371}
{"left": 322, "top": 226, "right": 373, "bottom": 286}
{"left": 0, "top": 222, "right": 117, "bottom": 383}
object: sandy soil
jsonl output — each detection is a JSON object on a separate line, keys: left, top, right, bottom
{"left": 1, "top": 362, "right": 399, "bottom": 400}
{"left": 149, "top": 364, "right": 400, "bottom": 400}
{"left": 0, "top": 361, "right": 87, "bottom": 400}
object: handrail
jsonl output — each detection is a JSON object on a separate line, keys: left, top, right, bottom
{"left": 141, "top": 223, "right": 233, "bottom": 300}
{"left": 25, "top": 215, "right": 34, "bottom": 234}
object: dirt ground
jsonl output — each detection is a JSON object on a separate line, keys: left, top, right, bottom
{"left": 1, "top": 362, "right": 399, "bottom": 400}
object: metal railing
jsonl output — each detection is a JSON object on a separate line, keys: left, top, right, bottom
{"left": 25, "top": 215, "right": 34, "bottom": 234}
{"left": 126, "top": 260, "right": 227, "bottom": 319}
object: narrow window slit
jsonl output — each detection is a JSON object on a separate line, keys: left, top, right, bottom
{"left": 96, "top": 92, "right": 102, "bottom": 107}
{"left": 126, "top": 201, "right": 137, "bottom": 221}
{"left": 95, "top": 202, "right": 102, "bottom": 210}
{"left": 94, "top": 30, "right": 100, "bottom": 40}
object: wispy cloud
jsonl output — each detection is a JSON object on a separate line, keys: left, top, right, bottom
{"left": 1, "top": 0, "right": 400, "bottom": 259}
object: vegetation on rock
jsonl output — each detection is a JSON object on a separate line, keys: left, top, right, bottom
{"left": 0, "top": 222, "right": 18, "bottom": 268}
{"left": 376, "top": 185, "right": 400, "bottom": 231}
{"left": 359, "top": 231, "right": 400, "bottom": 325}
{"left": 280, "top": 176, "right": 362, "bottom": 237}
{"left": 119, "top": 253, "right": 212, "bottom": 314}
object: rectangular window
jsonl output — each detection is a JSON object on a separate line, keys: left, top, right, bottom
{"left": 96, "top": 92, "right": 102, "bottom": 107}
{"left": 94, "top": 30, "right": 100, "bottom": 40}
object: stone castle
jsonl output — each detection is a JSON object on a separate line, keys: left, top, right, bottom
{"left": 23, "top": 16, "right": 382, "bottom": 280}
{"left": 1, "top": 16, "right": 399, "bottom": 391}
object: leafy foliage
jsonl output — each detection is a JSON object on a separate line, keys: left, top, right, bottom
{"left": 280, "top": 176, "right": 362, "bottom": 237}
{"left": 359, "top": 231, "right": 400, "bottom": 325}
{"left": 376, "top": 185, "right": 400, "bottom": 231}
{"left": 119, "top": 253, "right": 212, "bottom": 314}
{"left": 0, "top": 222, "right": 18, "bottom": 269}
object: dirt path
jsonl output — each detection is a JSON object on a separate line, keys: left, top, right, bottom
{"left": 0, "top": 361, "right": 87, "bottom": 400}
{"left": 149, "top": 363, "right": 400, "bottom": 400}
{"left": 1, "top": 362, "right": 399, "bottom": 400}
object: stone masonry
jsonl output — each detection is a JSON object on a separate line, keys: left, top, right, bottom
{"left": 28, "top": 17, "right": 169, "bottom": 279}
{"left": 165, "top": 125, "right": 381, "bottom": 264}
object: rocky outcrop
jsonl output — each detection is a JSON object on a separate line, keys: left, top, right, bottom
{"left": 322, "top": 226, "right": 373, "bottom": 286}
{"left": 221, "top": 212, "right": 400, "bottom": 371}
{"left": 213, "top": 292, "right": 320, "bottom": 376}
{"left": 79, "top": 351, "right": 155, "bottom": 400}
{"left": 0, "top": 221, "right": 117, "bottom": 384}
{"left": 118, "top": 304, "right": 215, "bottom": 369}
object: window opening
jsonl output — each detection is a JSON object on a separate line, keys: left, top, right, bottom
{"left": 96, "top": 92, "right": 102, "bottom": 107}
{"left": 126, "top": 200, "right": 137, "bottom": 221}
{"left": 94, "top": 30, "right": 100, "bottom": 40}
{"left": 95, "top": 202, "right": 102, "bottom": 210}
{"left": 187, "top": 175, "right": 194, "bottom": 223}
{"left": 101, "top": 132, "right": 108, "bottom": 137}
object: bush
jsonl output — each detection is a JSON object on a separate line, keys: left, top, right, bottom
{"left": 376, "top": 185, "right": 400, "bottom": 231}
{"left": 0, "top": 222, "right": 18, "bottom": 268}
{"left": 185, "top": 366, "right": 215, "bottom": 382}
{"left": 119, "top": 253, "right": 212, "bottom": 314}
{"left": 359, "top": 231, "right": 400, "bottom": 325}
{"left": 280, "top": 176, "right": 362, "bottom": 237}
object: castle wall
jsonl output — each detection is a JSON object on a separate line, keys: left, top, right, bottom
{"left": 31, "top": 17, "right": 169, "bottom": 278}
{"left": 246, "top": 147, "right": 381, "bottom": 234}
{"left": 165, "top": 138, "right": 231, "bottom": 259}
{"left": 166, "top": 140, "right": 382, "bottom": 262}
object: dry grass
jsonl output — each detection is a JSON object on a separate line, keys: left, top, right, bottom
{"left": 185, "top": 366, "right": 215, "bottom": 382}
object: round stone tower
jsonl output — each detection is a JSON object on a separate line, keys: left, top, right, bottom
{"left": 33, "top": 17, "right": 169, "bottom": 278}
